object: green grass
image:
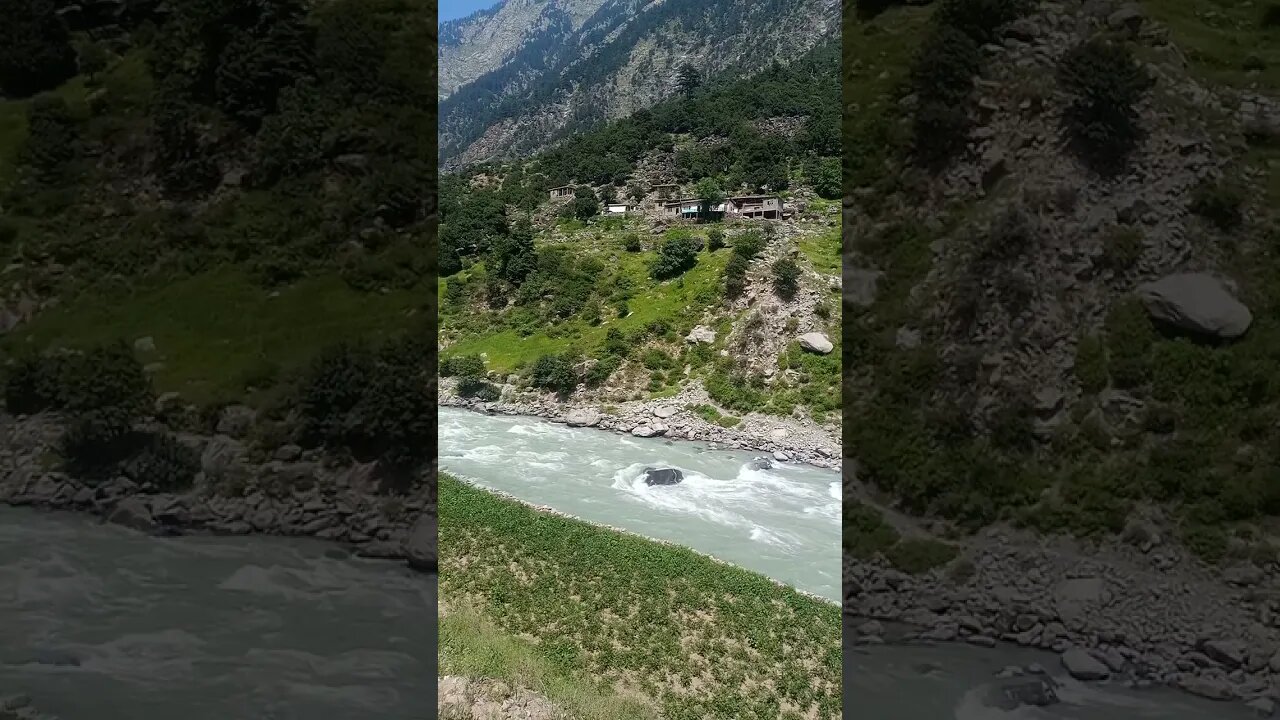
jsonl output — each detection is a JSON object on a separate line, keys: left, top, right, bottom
{"left": 441, "top": 603, "right": 657, "bottom": 720}
{"left": 440, "top": 474, "right": 842, "bottom": 720}
{"left": 443, "top": 246, "right": 729, "bottom": 372}
{"left": 688, "top": 403, "right": 741, "bottom": 428}
{"left": 1, "top": 268, "right": 425, "bottom": 406}
{"left": 1141, "top": 0, "right": 1280, "bottom": 91}
{"left": 797, "top": 224, "right": 840, "bottom": 275}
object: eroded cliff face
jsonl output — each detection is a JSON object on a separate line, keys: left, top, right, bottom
{"left": 439, "top": 0, "right": 839, "bottom": 169}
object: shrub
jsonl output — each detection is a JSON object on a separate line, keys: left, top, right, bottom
{"left": 623, "top": 234, "right": 642, "bottom": 252}
{"left": 910, "top": 26, "right": 983, "bottom": 167}
{"left": 22, "top": 95, "right": 80, "bottom": 182}
{"left": 61, "top": 406, "right": 140, "bottom": 478}
{"left": 121, "top": 433, "right": 200, "bottom": 491}
{"left": 530, "top": 354, "right": 578, "bottom": 394}
{"left": 733, "top": 231, "right": 765, "bottom": 259}
{"left": 457, "top": 376, "right": 500, "bottom": 401}
{"left": 650, "top": 235, "right": 701, "bottom": 280}
{"left": 707, "top": 228, "right": 726, "bottom": 251}
{"left": 1104, "top": 298, "right": 1154, "bottom": 389}
{"left": 1057, "top": 38, "right": 1153, "bottom": 173}
{"left": 1100, "top": 225, "right": 1144, "bottom": 271}
{"left": 616, "top": 300, "right": 630, "bottom": 318}
{"left": 0, "top": 0, "right": 78, "bottom": 98}
{"left": 585, "top": 356, "right": 620, "bottom": 388}
{"left": 440, "top": 354, "right": 486, "bottom": 378}
{"left": 347, "top": 360, "right": 434, "bottom": 481}
{"left": 1263, "top": 4, "right": 1280, "bottom": 28}
{"left": 772, "top": 258, "right": 801, "bottom": 300}
{"left": 1075, "top": 334, "right": 1108, "bottom": 393}
{"left": 603, "top": 328, "right": 630, "bottom": 357}
{"left": 297, "top": 342, "right": 374, "bottom": 446}
{"left": 885, "top": 538, "right": 958, "bottom": 574}
{"left": 4, "top": 355, "right": 65, "bottom": 415}
{"left": 724, "top": 253, "right": 750, "bottom": 299}
{"left": 1189, "top": 179, "right": 1245, "bottom": 231}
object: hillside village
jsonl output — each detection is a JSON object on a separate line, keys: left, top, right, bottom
{"left": 439, "top": 162, "right": 842, "bottom": 466}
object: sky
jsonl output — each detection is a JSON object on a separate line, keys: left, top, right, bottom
{"left": 439, "top": 0, "right": 502, "bottom": 22}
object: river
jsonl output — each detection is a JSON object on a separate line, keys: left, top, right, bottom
{"left": 846, "top": 620, "right": 1260, "bottom": 719}
{"left": 438, "top": 406, "right": 842, "bottom": 601}
{"left": 0, "top": 507, "right": 436, "bottom": 719}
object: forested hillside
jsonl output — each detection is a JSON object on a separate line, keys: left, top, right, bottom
{"left": 843, "top": 1, "right": 1280, "bottom": 700}
{"left": 439, "top": 0, "right": 839, "bottom": 168}
{"left": 1, "top": 0, "right": 439, "bottom": 498}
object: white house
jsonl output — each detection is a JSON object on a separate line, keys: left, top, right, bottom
{"left": 606, "top": 203, "right": 631, "bottom": 215}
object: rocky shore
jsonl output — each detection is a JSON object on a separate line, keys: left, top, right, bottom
{"left": 439, "top": 379, "right": 840, "bottom": 470}
{"left": 0, "top": 412, "right": 437, "bottom": 572}
{"left": 847, "top": 523, "right": 1280, "bottom": 715}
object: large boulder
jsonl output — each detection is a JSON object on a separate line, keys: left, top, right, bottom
{"left": 642, "top": 468, "right": 683, "bottom": 486}
{"left": 565, "top": 409, "right": 600, "bottom": 428}
{"left": 1136, "top": 273, "right": 1252, "bottom": 339}
{"left": 1061, "top": 648, "right": 1110, "bottom": 681}
{"left": 798, "top": 332, "right": 834, "bottom": 354}
{"left": 631, "top": 424, "right": 667, "bottom": 438}
{"left": 403, "top": 514, "right": 437, "bottom": 572}
{"left": 686, "top": 325, "right": 717, "bottom": 344}
{"left": 107, "top": 496, "right": 155, "bottom": 532}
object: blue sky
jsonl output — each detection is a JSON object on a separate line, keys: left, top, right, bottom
{"left": 439, "top": 0, "right": 502, "bottom": 22}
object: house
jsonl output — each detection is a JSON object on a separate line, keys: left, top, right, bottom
{"left": 727, "top": 195, "right": 782, "bottom": 219}
{"left": 549, "top": 185, "right": 575, "bottom": 200}
{"left": 652, "top": 184, "right": 680, "bottom": 200}
{"left": 661, "top": 198, "right": 725, "bottom": 221}
{"left": 605, "top": 203, "right": 631, "bottom": 215}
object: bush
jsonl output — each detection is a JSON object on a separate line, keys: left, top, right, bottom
{"left": 910, "top": 26, "right": 982, "bottom": 167}
{"left": 934, "top": 0, "right": 1028, "bottom": 43}
{"left": 297, "top": 342, "right": 374, "bottom": 446}
{"left": 61, "top": 406, "right": 140, "bottom": 478}
{"left": 530, "top": 354, "right": 578, "bottom": 394}
{"left": 733, "top": 231, "right": 765, "bottom": 259}
{"left": 0, "top": 0, "right": 78, "bottom": 98}
{"left": 121, "top": 433, "right": 200, "bottom": 492}
{"left": 440, "top": 354, "right": 486, "bottom": 378}
{"left": 585, "top": 356, "right": 620, "bottom": 387}
{"left": 22, "top": 95, "right": 80, "bottom": 182}
{"left": 650, "top": 235, "right": 701, "bottom": 280}
{"left": 1057, "top": 38, "right": 1153, "bottom": 173}
{"left": 4, "top": 355, "right": 65, "bottom": 415}
{"left": 1189, "top": 180, "right": 1245, "bottom": 231}
{"left": 1100, "top": 225, "right": 1144, "bottom": 271}
{"left": 1105, "top": 298, "right": 1154, "bottom": 389}
{"left": 707, "top": 228, "right": 726, "bottom": 251}
{"left": 724, "top": 252, "right": 750, "bottom": 299}
{"left": 457, "top": 376, "right": 500, "bottom": 401}
{"left": 1075, "top": 334, "right": 1108, "bottom": 393}
{"left": 772, "top": 258, "right": 801, "bottom": 300}
{"left": 623, "top": 234, "right": 642, "bottom": 252}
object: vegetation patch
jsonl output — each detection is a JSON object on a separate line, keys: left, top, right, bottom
{"left": 440, "top": 474, "right": 841, "bottom": 720}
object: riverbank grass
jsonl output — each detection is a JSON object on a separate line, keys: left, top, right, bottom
{"left": 439, "top": 473, "right": 842, "bottom": 720}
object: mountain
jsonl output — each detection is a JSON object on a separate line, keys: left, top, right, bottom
{"left": 438, "top": 0, "right": 840, "bottom": 170}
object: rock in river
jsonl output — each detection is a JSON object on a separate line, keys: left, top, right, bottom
{"left": 1061, "top": 648, "right": 1110, "bottom": 681}
{"left": 565, "top": 409, "right": 600, "bottom": 427}
{"left": 642, "top": 468, "right": 683, "bottom": 486}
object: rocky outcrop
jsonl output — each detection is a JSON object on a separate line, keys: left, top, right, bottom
{"left": 1061, "top": 648, "right": 1110, "bottom": 681}
{"left": 1137, "top": 273, "right": 1253, "bottom": 339}
{"left": 0, "top": 412, "right": 435, "bottom": 571}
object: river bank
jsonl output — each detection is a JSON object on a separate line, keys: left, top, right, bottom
{"left": 0, "top": 411, "right": 437, "bottom": 572}
{"left": 438, "top": 378, "right": 840, "bottom": 470}
{"left": 439, "top": 473, "right": 841, "bottom": 719}
{"left": 847, "top": 473, "right": 1280, "bottom": 714}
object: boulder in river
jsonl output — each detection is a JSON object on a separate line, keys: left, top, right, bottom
{"left": 403, "top": 514, "right": 437, "bottom": 572}
{"left": 1061, "top": 648, "right": 1110, "bottom": 681}
{"left": 987, "top": 677, "right": 1059, "bottom": 710}
{"left": 107, "top": 496, "right": 155, "bottom": 532}
{"left": 642, "top": 468, "right": 683, "bottom": 486}
{"left": 631, "top": 424, "right": 667, "bottom": 438}
{"left": 748, "top": 456, "right": 774, "bottom": 471}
